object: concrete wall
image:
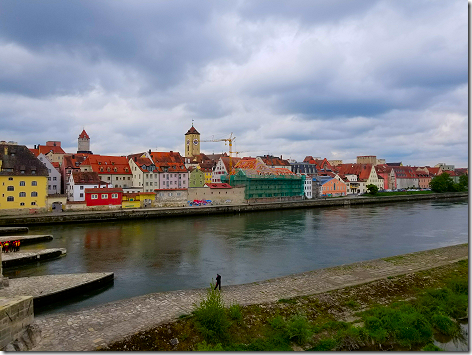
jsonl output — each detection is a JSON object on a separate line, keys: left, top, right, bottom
{"left": 188, "top": 186, "right": 245, "bottom": 205}
{"left": 0, "top": 296, "right": 34, "bottom": 350}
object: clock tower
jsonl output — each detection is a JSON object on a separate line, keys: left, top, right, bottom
{"left": 185, "top": 124, "right": 200, "bottom": 158}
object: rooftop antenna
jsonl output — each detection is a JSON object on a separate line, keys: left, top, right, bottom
{"left": 192, "top": 119, "right": 194, "bottom": 127}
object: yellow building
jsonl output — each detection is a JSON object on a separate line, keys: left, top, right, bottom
{"left": 184, "top": 125, "right": 200, "bottom": 158}
{"left": 0, "top": 143, "right": 48, "bottom": 211}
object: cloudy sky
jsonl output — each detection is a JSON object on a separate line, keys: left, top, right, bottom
{"left": 0, "top": 0, "right": 468, "bottom": 167}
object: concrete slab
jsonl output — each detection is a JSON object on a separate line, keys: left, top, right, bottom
{"left": 0, "top": 273, "right": 114, "bottom": 308}
{"left": 0, "top": 235, "right": 53, "bottom": 245}
{"left": 0, "top": 227, "right": 28, "bottom": 235}
{"left": 2, "top": 249, "right": 66, "bottom": 268}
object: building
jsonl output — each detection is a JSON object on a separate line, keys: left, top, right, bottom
{"left": 357, "top": 156, "right": 377, "bottom": 165}
{"left": 80, "top": 155, "right": 132, "bottom": 188}
{"left": 414, "top": 169, "right": 431, "bottom": 189}
{"left": 128, "top": 153, "right": 159, "bottom": 192}
{"left": 375, "top": 164, "right": 392, "bottom": 190}
{"left": 77, "top": 129, "right": 93, "bottom": 154}
{"left": 212, "top": 156, "right": 241, "bottom": 183}
{"left": 29, "top": 141, "right": 66, "bottom": 166}
{"left": 0, "top": 142, "right": 49, "bottom": 211}
{"left": 184, "top": 125, "right": 200, "bottom": 158}
{"left": 188, "top": 167, "right": 206, "bottom": 187}
{"left": 62, "top": 153, "right": 90, "bottom": 194}
{"left": 318, "top": 176, "right": 347, "bottom": 197}
{"left": 84, "top": 187, "right": 122, "bottom": 208}
{"left": 391, "top": 166, "right": 419, "bottom": 189}
{"left": 328, "top": 160, "right": 343, "bottom": 166}
{"left": 68, "top": 171, "right": 111, "bottom": 201}
{"left": 222, "top": 157, "right": 304, "bottom": 203}
{"left": 334, "top": 164, "right": 383, "bottom": 194}
{"left": 435, "top": 163, "right": 454, "bottom": 171}
{"left": 36, "top": 153, "right": 62, "bottom": 195}
{"left": 148, "top": 151, "right": 188, "bottom": 190}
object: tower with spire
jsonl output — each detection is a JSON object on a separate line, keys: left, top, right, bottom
{"left": 77, "top": 129, "right": 92, "bottom": 154}
{"left": 185, "top": 122, "right": 200, "bottom": 158}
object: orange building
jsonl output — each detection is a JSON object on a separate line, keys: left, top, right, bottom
{"left": 319, "top": 176, "right": 347, "bottom": 197}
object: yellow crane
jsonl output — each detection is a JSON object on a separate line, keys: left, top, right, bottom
{"left": 201, "top": 133, "right": 236, "bottom": 173}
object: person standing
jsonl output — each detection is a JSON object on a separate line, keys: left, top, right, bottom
{"left": 214, "top": 274, "right": 221, "bottom": 290}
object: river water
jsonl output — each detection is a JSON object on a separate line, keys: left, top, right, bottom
{"left": 4, "top": 198, "right": 468, "bottom": 315}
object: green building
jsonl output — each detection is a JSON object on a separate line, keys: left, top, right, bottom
{"left": 188, "top": 168, "right": 206, "bottom": 187}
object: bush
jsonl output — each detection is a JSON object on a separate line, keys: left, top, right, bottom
{"left": 227, "top": 304, "right": 243, "bottom": 323}
{"left": 286, "top": 314, "right": 313, "bottom": 345}
{"left": 195, "top": 340, "right": 224, "bottom": 351}
{"left": 192, "top": 284, "right": 230, "bottom": 343}
{"left": 366, "top": 184, "right": 379, "bottom": 195}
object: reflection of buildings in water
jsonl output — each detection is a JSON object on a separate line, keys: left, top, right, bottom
{"left": 83, "top": 227, "right": 126, "bottom": 271}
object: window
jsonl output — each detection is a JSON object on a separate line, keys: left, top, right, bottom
{"left": 112, "top": 193, "right": 118, "bottom": 199}
{"left": 31, "top": 192, "right": 38, "bottom": 197}
{"left": 19, "top": 192, "right": 26, "bottom": 197}
{"left": 7, "top": 196, "right": 14, "bottom": 201}
{"left": 8, "top": 177, "right": 13, "bottom": 181}
{"left": 53, "top": 177, "right": 57, "bottom": 181}
{"left": 48, "top": 185, "right": 51, "bottom": 189}
{"left": 20, "top": 202, "right": 25, "bottom": 206}
{"left": 79, "top": 193, "right": 84, "bottom": 198}
{"left": 32, "top": 181, "right": 37, "bottom": 186}
{"left": 53, "top": 185, "right": 57, "bottom": 190}
{"left": 102, "top": 194, "right": 108, "bottom": 199}
{"left": 19, "top": 181, "right": 25, "bottom": 186}
{"left": 31, "top": 202, "right": 36, "bottom": 206}
{"left": 7, "top": 186, "right": 14, "bottom": 191}
{"left": 91, "top": 194, "right": 98, "bottom": 199}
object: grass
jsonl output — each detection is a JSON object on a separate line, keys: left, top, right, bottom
{"left": 373, "top": 191, "right": 433, "bottom": 197}
{"left": 104, "top": 259, "right": 468, "bottom": 351}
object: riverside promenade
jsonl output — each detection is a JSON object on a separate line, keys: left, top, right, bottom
{"left": 31, "top": 243, "right": 468, "bottom": 351}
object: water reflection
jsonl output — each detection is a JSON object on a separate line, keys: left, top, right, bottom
{"left": 3, "top": 198, "right": 467, "bottom": 315}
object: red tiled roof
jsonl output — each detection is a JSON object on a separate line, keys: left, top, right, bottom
{"left": 259, "top": 155, "right": 290, "bottom": 167}
{"left": 154, "top": 188, "right": 187, "bottom": 191}
{"left": 232, "top": 158, "right": 297, "bottom": 176}
{"left": 392, "top": 166, "right": 418, "bottom": 179}
{"left": 149, "top": 151, "right": 187, "bottom": 173}
{"left": 51, "top": 162, "right": 60, "bottom": 168}
{"left": 185, "top": 126, "right": 200, "bottom": 135}
{"left": 82, "top": 155, "right": 132, "bottom": 175}
{"left": 31, "top": 144, "right": 66, "bottom": 156}
{"left": 334, "top": 164, "right": 372, "bottom": 181}
{"left": 63, "top": 153, "right": 90, "bottom": 170}
{"left": 426, "top": 167, "right": 441, "bottom": 176}
{"left": 72, "top": 171, "right": 102, "bottom": 184}
{"left": 220, "top": 156, "right": 241, "bottom": 172}
{"left": 79, "top": 130, "right": 90, "bottom": 139}
{"left": 205, "top": 183, "right": 232, "bottom": 189}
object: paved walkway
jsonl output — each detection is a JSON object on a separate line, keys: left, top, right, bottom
{"left": 31, "top": 244, "right": 468, "bottom": 351}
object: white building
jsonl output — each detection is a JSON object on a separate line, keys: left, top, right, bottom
{"left": 68, "top": 171, "right": 111, "bottom": 201}
{"left": 37, "top": 153, "right": 62, "bottom": 195}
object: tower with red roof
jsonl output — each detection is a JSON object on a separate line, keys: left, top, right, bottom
{"left": 78, "top": 129, "right": 92, "bottom": 154}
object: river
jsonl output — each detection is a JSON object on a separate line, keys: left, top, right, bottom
{"left": 3, "top": 198, "right": 468, "bottom": 315}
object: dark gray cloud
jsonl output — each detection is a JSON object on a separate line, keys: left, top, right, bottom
{"left": 0, "top": 0, "right": 467, "bottom": 167}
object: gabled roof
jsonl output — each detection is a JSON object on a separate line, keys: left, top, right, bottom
{"left": 375, "top": 164, "right": 393, "bottom": 174}
{"left": 425, "top": 167, "right": 441, "bottom": 176}
{"left": 72, "top": 171, "right": 102, "bottom": 184}
{"left": 129, "top": 155, "right": 156, "bottom": 173}
{"left": 334, "top": 164, "right": 372, "bottom": 181}
{"left": 149, "top": 151, "right": 187, "bottom": 173}
{"left": 78, "top": 130, "right": 90, "bottom": 139}
{"left": 63, "top": 153, "right": 90, "bottom": 170}
{"left": 231, "top": 158, "right": 297, "bottom": 176}
{"left": 259, "top": 155, "right": 290, "bottom": 167}
{"left": 220, "top": 156, "right": 241, "bottom": 172}
{"left": 30, "top": 144, "right": 66, "bottom": 156}
{"left": 81, "top": 155, "right": 132, "bottom": 175}
{"left": 0, "top": 144, "right": 49, "bottom": 176}
{"left": 185, "top": 126, "right": 200, "bottom": 135}
{"left": 392, "top": 166, "right": 418, "bottom": 179}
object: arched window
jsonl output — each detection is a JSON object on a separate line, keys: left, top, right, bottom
{"left": 31, "top": 191, "right": 38, "bottom": 197}
{"left": 7, "top": 196, "right": 14, "bottom": 201}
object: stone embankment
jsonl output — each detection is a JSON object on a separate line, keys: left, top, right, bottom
{"left": 2, "top": 249, "right": 66, "bottom": 268}
{"left": 0, "top": 192, "right": 467, "bottom": 226}
{"left": 30, "top": 243, "right": 467, "bottom": 352}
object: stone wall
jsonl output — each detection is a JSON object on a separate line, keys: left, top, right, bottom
{"left": 0, "top": 296, "right": 34, "bottom": 350}
{"left": 0, "top": 192, "right": 467, "bottom": 226}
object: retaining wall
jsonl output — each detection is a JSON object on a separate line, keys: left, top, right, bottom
{"left": 0, "top": 192, "right": 467, "bottom": 226}
{"left": 0, "top": 296, "right": 34, "bottom": 350}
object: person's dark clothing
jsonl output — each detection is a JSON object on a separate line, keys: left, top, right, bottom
{"left": 214, "top": 274, "right": 221, "bottom": 290}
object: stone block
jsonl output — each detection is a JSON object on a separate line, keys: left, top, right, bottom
{"left": 4, "top": 343, "right": 16, "bottom": 351}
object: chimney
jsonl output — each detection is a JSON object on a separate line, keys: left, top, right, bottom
{"left": 148, "top": 149, "right": 151, "bottom": 154}
{"left": 72, "top": 154, "right": 75, "bottom": 159}
{"left": 134, "top": 157, "right": 137, "bottom": 162}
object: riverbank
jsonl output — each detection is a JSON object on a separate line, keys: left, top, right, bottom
{"left": 0, "top": 192, "right": 467, "bottom": 226}
{"left": 30, "top": 243, "right": 467, "bottom": 351}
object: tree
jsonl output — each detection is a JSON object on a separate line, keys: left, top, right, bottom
{"left": 366, "top": 184, "right": 379, "bottom": 195}
{"left": 429, "top": 173, "right": 455, "bottom": 192}
{"left": 458, "top": 174, "right": 468, "bottom": 191}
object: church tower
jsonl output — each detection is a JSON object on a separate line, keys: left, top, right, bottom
{"left": 185, "top": 124, "right": 200, "bottom": 158}
{"left": 77, "top": 129, "right": 92, "bottom": 154}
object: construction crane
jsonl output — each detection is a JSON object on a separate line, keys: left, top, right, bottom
{"left": 201, "top": 133, "right": 236, "bottom": 172}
